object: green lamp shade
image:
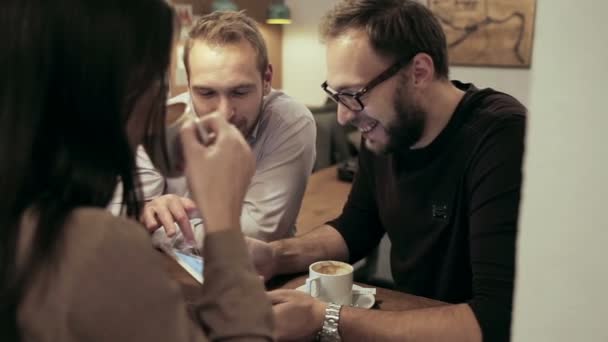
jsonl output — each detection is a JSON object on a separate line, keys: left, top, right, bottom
{"left": 212, "top": 0, "right": 238, "bottom": 12}
{"left": 267, "top": 3, "right": 292, "bottom": 24}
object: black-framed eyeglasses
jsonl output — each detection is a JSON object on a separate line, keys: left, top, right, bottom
{"left": 321, "top": 58, "right": 410, "bottom": 112}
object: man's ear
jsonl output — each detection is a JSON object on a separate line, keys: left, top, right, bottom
{"left": 263, "top": 64, "right": 273, "bottom": 95}
{"left": 411, "top": 53, "right": 435, "bottom": 89}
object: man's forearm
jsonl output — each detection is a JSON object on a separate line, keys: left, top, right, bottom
{"left": 339, "top": 303, "right": 482, "bottom": 342}
{"left": 271, "top": 224, "right": 349, "bottom": 276}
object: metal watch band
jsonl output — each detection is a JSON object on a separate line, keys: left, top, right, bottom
{"left": 317, "top": 303, "right": 342, "bottom": 342}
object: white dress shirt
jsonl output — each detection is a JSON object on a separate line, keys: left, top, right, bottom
{"left": 110, "top": 89, "right": 316, "bottom": 242}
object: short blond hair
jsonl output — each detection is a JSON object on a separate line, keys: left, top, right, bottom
{"left": 183, "top": 10, "right": 269, "bottom": 76}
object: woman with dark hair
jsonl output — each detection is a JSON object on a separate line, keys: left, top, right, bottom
{"left": 0, "top": 0, "right": 273, "bottom": 341}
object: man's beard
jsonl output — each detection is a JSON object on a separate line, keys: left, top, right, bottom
{"left": 384, "top": 84, "right": 426, "bottom": 154}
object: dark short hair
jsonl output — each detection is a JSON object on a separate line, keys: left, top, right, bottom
{"left": 320, "top": 0, "right": 449, "bottom": 79}
{"left": 183, "top": 10, "right": 269, "bottom": 77}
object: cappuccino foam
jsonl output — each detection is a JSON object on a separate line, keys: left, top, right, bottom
{"left": 312, "top": 262, "right": 351, "bottom": 275}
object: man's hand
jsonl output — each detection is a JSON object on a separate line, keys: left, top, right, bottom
{"left": 245, "top": 237, "right": 278, "bottom": 281}
{"left": 268, "top": 289, "right": 326, "bottom": 341}
{"left": 181, "top": 113, "right": 254, "bottom": 233}
{"left": 139, "top": 194, "right": 198, "bottom": 242}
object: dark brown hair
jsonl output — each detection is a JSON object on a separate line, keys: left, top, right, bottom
{"left": 320, "top": 0, "right": 449, "bottom": 79}
{"left": 0, "top": 0, "right": 174, "bottom": 339}
{"left": 183, "top": 10, "right": 269, "bottom": 76}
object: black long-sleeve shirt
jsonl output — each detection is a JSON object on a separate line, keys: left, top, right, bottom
{"left": 328, "top": 81, "right": 526, "bottom": 342}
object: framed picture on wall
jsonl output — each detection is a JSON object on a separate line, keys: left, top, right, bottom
{"left": 427, "top": 0, "right": 537, "bottom": 68}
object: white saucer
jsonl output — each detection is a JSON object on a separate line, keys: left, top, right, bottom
{"left": 295, "top": 284, "right": 375, "bottom": 309}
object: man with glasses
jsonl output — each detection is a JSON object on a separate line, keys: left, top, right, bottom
{"left": 249, "top": 1, "right": 526, "bottom": 341}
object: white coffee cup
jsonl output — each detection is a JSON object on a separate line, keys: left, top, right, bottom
{"left": 306, "top": 260, "right": 353, "bottom": 305}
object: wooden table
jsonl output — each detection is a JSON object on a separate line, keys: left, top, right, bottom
{"left": 164, "top": 166, "right": 445, "bottom": 311}
{"left": 295, "top": 166, "right": 351, "bottom": 233}
{"left": 163, "top": 257, "right": 444, "bottom": 312}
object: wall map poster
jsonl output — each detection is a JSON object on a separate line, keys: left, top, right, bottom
{"left": 428, "top": 0, "right": 536, "bottom": 67}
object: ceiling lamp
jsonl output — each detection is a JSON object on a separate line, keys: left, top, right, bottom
{"left": 267, "top": 2, "right": 292, "bottom": 25}
{"left": 212, "top": 0, "right": 238, "bottom": 12}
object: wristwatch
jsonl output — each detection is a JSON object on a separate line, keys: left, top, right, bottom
{"left": 317, "top": 303, "right": 342, "bottom": 342}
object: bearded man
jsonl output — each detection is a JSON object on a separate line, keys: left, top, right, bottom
{"left": 250, "top": 1, "right": 526, "bottom": 341}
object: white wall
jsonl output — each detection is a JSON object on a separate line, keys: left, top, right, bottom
{"left": 283, "top": 0, "right": 339, "bottom": 106}
{"left": 283, "top": 0, "right": 531, "bottom": 107}
{"left": 511, "top": 1, "right": 608, "bottom": 341}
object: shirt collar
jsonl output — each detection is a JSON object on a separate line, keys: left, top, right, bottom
{"left": 246, "top": 91, "right": 274, "bottom": 145}
{"left": 246, "top": 116, "right": 262, "bottom": 145}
